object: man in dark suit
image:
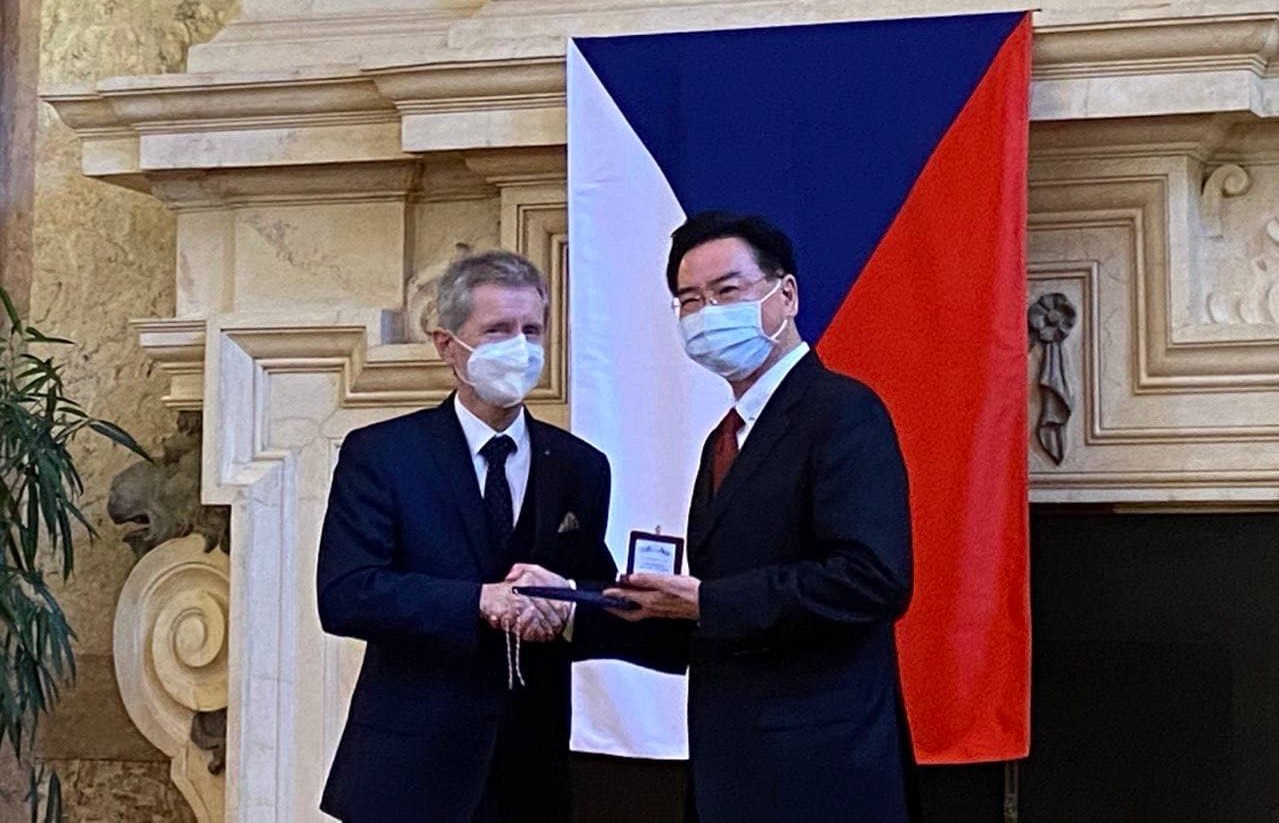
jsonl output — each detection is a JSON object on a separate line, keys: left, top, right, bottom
{"left": 317, "top": 250, "right": 680, "bottom": 822}
{"left": 606, "top": 212, "right": 916, "bottom": 822}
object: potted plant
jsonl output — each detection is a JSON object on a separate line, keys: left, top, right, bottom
{"left": 0, "top": 286, "right": 148, "bottom": 819}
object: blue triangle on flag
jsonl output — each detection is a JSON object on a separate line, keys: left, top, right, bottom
{"left": 575, "top": 12, "right": 1022, "bottom": 341}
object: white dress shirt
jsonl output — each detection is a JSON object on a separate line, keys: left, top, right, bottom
{"left": 454, "top": 396, "right": 531, "bottom": 526}
{"left": 733, "top": 341, "right": 811, "bottom": 448}
{"left": 455, "top": 397, "right": 578, "bottom": 638}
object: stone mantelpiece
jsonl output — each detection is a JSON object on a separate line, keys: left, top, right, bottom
{"left": 40, "top": 1, "right": 1279, "bottom": 819}
{"left": 44, "top": 10, "right": 1279, "bottom": 175}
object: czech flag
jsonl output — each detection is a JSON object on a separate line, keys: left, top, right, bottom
{"left": 568, "top": 11, "right": 1031, "bottom": 764}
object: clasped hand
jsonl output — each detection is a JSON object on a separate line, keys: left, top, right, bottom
{"left": 603, "top": 572, "right": 701, "bottom": 621}
{"left": 479, "top": 563, "right": 572, "bottom": 642}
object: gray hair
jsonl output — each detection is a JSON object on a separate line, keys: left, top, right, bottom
{"left": 434, "top": 250, "right": 549, "bottom": 333}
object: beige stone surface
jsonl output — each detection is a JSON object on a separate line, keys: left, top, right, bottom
{"left": 29, "top": 0, "right": 238, "bottom": 819}
{"left": 183, "top": 0, "right": 1279, "bottom": 73}
{"left": 45, "top": 758, "right": 197, "bottom": 823}
{"left": 1026, "top": 120, "right": 1279, "bottom": 502}
{"left": 405, "top": 196, "right": 502, "bottom": 340}
{"left": 187, "top": 0, "right": 482, "bottom": 72}
{"left": 232, "top": 200, "right": 408, "bottom": 311}
{"left": 40, "top": 654, "right": 166, "bottom": 762}
{"left": 34, "top": 0, "right": 238, "bottom": 650}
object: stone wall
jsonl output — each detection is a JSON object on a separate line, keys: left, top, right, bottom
{"left": 17, "top": 1, "right": 239, "bottom": 819}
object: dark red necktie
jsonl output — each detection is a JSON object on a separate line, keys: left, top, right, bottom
{"left": 711, "top": 409, "right": 744, "bottom": 493}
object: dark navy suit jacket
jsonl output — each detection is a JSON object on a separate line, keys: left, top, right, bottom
{"left": 316, "top": 398, "right": 684, "bottom": 821}
{"left": 684, "top": 352, "right": 915, "bottom": 822}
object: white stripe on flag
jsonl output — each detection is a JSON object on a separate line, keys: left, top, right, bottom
{"left": 567, "top": 41, "right": 731, "bottom": 759}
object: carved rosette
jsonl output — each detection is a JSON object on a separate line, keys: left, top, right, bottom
{"left": 114, "top": 533, "right": 229, "bottom": 822}
{"left": 1028, "top": 293, "right": 1077, "bottom": 465}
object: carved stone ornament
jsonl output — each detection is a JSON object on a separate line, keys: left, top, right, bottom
{"left": 1205, "top": 215, "right": 1279, "bottom": 326}
{"left": 108, "top": 411, "right": 230, "bottom": 556}
{"left": 1200, "top": 163, "right": 1251, "bottom": 239}
{"left": 1028, "top": 293, "right": 1077, "bottom": 465}
{"left": 114, "top": 533, "right": 229, "bottom": 822}
{"left": 109, "top": 411, "right": 232, "bottom": 818}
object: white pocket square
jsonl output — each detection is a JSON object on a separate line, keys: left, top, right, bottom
{"left": 557, "top": 512, "right": 580, "bottom": 533}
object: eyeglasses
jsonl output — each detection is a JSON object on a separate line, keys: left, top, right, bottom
{"left": 670, "top": 275, "right": 780, "bottom": 317}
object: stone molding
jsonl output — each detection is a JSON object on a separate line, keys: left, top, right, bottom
{"left": 181, "top": 1, "right": 1279, "bottom": 75}
{"left": 185, "top": 1, "right": 485, "bottom": 73}
{"left": 1027, "top": 146, "right": 1279, "bottom": 502}
{"left": 134, "top": 159, "right": 569, "bottom": 414}
{"left": 42, "top": 12, "right": 1279, "bottom": 200}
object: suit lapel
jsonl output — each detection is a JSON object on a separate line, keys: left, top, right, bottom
{"left": 687, "top": 432, "right": 716, "bottom": 561}
{"left": 700, "top": 353, "right": 820, "bottom": 543}
{"left": 526, "top": 415, "right": 563, "bottom": 558}
{"left": 417, "top": 395, "right": 494, "bottom": 578}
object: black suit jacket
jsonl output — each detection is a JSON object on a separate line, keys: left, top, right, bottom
{"left": 316, "top": 397, "right": 682, "bottom": 822}
{"left": 685, "top": 352, "right": 914, "bottom": 822}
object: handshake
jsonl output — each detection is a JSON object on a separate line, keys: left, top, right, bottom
{"left": 478, "top": 563, "right": 573, "bottom": 642}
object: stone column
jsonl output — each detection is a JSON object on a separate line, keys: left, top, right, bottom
{"left": 0, "top": 0, "right": 39, "bottom": 313}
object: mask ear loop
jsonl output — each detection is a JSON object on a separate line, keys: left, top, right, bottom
{"left": 758, "top": 278, "right": 790, "bottom": 342}
{"left": 445, "top": 330, "right": 484, "bottom": 389}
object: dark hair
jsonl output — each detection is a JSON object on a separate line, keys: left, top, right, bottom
{"left": 665, "top": 211, "right": 797, "bottom": 295}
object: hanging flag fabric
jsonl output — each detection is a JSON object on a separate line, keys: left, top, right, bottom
{"left": 568, "top": 10, "right": 1031, "bottom": 763}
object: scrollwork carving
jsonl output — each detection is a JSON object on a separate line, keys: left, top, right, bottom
{"left": 1204, "top": 214, "right": 1279, "bottom": 326}
{"left": 151, "top": 587, "right": 228, "bottom": 712}
{"left": 1201, "top": 163, "right": 1251, "bottom": 239}
{"left": 114, "top": 534, "right": 228, "bottom": 822}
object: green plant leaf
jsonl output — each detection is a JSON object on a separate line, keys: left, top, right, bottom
{"left": 23, "top": 329, "right": 73, "bottom": 346}
{"left": 43, "top": 769, "right": 61, "bottom": 823}
{"left": 0, "top": 287, "right": 21, "bottom": 332}
{"left": 86, "top": 420, "right": 150, "bottom": 461}
{"left": 0, "top": 307, "right": 143, "bottom": 779}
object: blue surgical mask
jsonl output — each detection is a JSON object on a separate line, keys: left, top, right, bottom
{"left": 452, "top": 333, "right": 545, "bottom": 408}
{"left": 678, "top": 280, "right": 788, "bottom": 381}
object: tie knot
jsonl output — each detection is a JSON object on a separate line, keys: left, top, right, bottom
{"left": 719, "top": 408, "right": 745, "bottom": 437}
{"left": 480, "top": 434, "right": 516, "bottom": 467}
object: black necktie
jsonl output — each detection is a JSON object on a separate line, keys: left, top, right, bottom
{"left": 480, "top": 435, "right": 517, "bottom": 549}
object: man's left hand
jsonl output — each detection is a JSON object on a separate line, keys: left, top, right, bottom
{"left": 603, "top": 572, "right": 701, "bottom": 621}
{"left": 504, "top": 563, "right": 572, "bottom": 639}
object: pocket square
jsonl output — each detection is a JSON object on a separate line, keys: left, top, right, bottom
{"left": 557, "top": 512, "right": 581, "bottom": 533}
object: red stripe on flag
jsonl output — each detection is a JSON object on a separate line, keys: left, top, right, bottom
{"left": 816, "top": 16, "right": 1031, "bottom": 763}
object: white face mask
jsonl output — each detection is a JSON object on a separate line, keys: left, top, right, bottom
{"left": 678, "top": 280, "right": 788, "bottom": 381}
{"left": 452, "top": 333, "right": 545, "bottom": 408}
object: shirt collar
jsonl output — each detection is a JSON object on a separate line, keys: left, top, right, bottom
{"left": 453, "top": 395, "right": 529, "bottom": 458}
{"left": 735, "top": 341, "right": 810, "bottom": 427}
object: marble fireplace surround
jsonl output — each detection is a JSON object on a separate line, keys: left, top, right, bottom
{"left": 42, "top": 2, "right": 1279, "bottom": 820}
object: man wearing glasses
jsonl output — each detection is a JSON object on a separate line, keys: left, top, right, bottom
{"left": 606, "top": 212, "right": 917, "bottom": 821}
